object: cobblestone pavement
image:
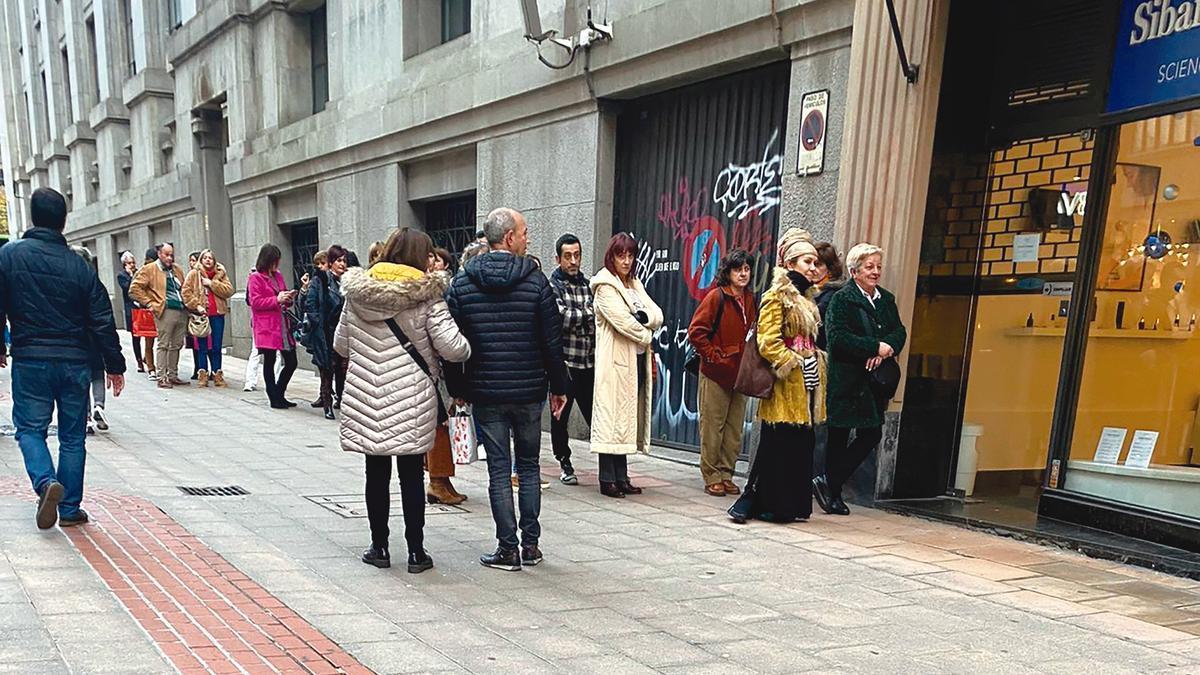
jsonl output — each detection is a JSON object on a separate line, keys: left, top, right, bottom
{"left": 1, "top": 349, "right": 1199, "bottom": 674}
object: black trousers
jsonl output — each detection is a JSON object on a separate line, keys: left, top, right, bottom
{"left": 825, "top": 425, "right": 884, "bottom": 496}
{"left": 318, "top": 354, "right": 348, "bottom": 405}
{"left": 261, "top": 349, "right": 298, "bottom": 405}
{"left": 365, "top": 454, "right": 426, "bottom": 554}
{"left": 550, "top": 366, "right": 594, "bottom": 461}
{"left": 598, "top": 454, "right": 629, "bottom": 483}
{"left": 131, "top": 335, "right": 144, "bottom": 368}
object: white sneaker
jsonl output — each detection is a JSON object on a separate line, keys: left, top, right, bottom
{"left": 242, "top": 383, "right": 256, "bottom": 392}
{"left": 91, "top": 406, "right": 109, "bottom": 431}
{"left": 86, "top": 421, "right": 96, "bottom": 435}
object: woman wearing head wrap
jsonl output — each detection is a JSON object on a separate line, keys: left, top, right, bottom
{"left": 728, "top": 228, "right": 827, "bottom": 523}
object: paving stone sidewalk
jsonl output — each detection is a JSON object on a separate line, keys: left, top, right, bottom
{"left": 1, "top": 349, "right": 1199, "bottom": 674}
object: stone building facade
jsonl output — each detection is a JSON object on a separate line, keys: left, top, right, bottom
{"left": 0, "top": 0, "right": 950, "bottom": 484}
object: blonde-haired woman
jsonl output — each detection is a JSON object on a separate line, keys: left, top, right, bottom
{"left": 729, "top": 228, "right": 827, "bottom": 523}
{"left": 814, "top": 242, "right": 906, "bottom": 516}
{"left": 183, "top": 249, "right": 235, "bottom": 387}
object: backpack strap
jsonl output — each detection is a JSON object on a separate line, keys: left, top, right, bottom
{"left": 384, "top": 318, "right": 433, "bottom": 381}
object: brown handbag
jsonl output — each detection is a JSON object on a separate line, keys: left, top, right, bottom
{"left": 733, "top": 328, "right": 775, "bottom": 399}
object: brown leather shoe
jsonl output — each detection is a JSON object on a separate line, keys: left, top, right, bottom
{"left": 157, "top": 380, "right": 174, "bottom": 389}
{"left": 427, "top": 478, "right": 466, "bottom": 506}
{"left": 212, "top": 370, "right": 227, "bottom": 388}
{"left": 722, "top": 480, "right": 741, "bottom": 495}
{"left": 169, "top": 377, "right": 189, "bottom": 386}
{"left": 705, "top": 482, "right": 727, "bottom": 497}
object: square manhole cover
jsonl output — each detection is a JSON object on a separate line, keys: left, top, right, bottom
{"left": 304, "top": 494, "right": 467, "bottom": 518}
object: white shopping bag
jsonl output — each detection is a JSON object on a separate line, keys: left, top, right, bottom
{"left": 450, "top": 404, "right": 478, "bottom": 465}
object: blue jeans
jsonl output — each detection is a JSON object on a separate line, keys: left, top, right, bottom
{"left": 12, "top": 359, "right": 91, "bottom": 517}
{"left": 194, "top": 314, "right": 225, "bottom": 372}
{"left": 475, "top": 402, "right": 544, "bottom": 551}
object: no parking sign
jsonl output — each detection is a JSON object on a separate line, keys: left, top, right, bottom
{"left": 797, "top": 90, "right": 828, "bottom": 176}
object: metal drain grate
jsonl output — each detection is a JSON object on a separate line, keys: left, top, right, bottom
{"left": 177, "top": 485, "right": 250, "bottom": 497}
{"left": 304, "top": 494, "right": 466, "bottom": 518}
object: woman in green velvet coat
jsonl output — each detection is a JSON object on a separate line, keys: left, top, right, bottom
{"left": 813, "top": 243, "right": 906, "bottom": 516}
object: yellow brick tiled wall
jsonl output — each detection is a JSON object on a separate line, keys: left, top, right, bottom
{"left": 919, "top": 134, "right": 1093, "bottom": 279}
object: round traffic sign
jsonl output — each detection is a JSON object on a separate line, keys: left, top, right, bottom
{"left": 801, "top": 109, "right": 825, "bottom": 151}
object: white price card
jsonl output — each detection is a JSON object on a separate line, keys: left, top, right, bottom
{"left": 1092, "top": 427, "right": 1127, "bottom": 464}
{"left": 1013, "top": 233, "right": 1042, "bottom": 263}
{"left": 1124, "top": 430, "right": 1159, "bottom": 469}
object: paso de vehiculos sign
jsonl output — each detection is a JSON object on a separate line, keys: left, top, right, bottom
{"left": 1108, "top": 0, "right": 1200, "bottom": 113}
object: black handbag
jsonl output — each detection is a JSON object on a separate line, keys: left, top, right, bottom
{"left": 685, "top": 291, "right": 726, "bottom": 375}
{"left": 858, "top": 306, "right": 901, "bottom": 400}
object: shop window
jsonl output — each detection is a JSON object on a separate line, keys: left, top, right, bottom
{"left": 167, "top": 0, "right": 183, "bottom": 31}
{"left": 404, "top": 0, "right": 470, "bottom": 58}
{"left": 309, "top": 6, "right": 329, "bottom": 114}
{"left": 61, "top": 48, "right": 73, "bottom": 125}
{"left": 1066, "top": 110, "right": 1200, "bottom": 522}
{"left": 441, "top": 0, "right": 470, "bottom": 44}
{"left": 121, "top": 0, "right": 136, "bottom": 77}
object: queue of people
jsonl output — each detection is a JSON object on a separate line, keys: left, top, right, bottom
{"left": 2, "top": 186, "right": 908, "bottom": 580}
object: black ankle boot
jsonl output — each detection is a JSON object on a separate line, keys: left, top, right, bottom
{"left": 408, "top": 550, "right": 434, "bottom": 574}
{"left": 617, "top": 481, "right": 642, "bottom": 495}
{"left": 813, "top": 475, "right": 835, "bottom": 514}
{"left": 324, "top": 405, "right": 335, "bottom": 420}
{"left": 362, "top": 544, "right": 390, "bottom": 568}
{"left": 600, "top": 482, "right": 625, "bottom": 498}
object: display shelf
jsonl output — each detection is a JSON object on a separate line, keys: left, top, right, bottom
{"left": 1005, "top": 327, "right": 1194, "bottom": 340}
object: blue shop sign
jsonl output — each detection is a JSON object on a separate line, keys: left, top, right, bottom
{"left": 1108, "top": 0, "right": 1200, "bottom": 114}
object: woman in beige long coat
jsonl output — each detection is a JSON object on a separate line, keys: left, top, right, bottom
{"left": 334, "top": 228, "right": 471, "bottom": 573}
{"left": 591, "top": 233, "right": 664, "bottom": 498}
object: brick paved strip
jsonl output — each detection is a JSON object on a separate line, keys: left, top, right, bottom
{"left": 0, "top": 481, "right": 371, "bottom": 675}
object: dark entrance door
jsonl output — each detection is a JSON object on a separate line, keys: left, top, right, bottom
{"left": 424, "top": 194, "right": 478, "bottom": 267}
{"left": 289, "top": 220, "right": 319, "bottom": 290}
{"left": 612, "top": 61, "right": 790, "bottom": 450}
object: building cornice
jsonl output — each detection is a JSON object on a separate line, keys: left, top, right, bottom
{"left": 122, "top": 68, "right": 174, "bottom": 109}
{"left": 88, "top": 97, "right": 130, "bottom": 130}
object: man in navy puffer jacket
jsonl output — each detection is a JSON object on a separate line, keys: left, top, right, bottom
{"left": 445, "top": 207, "right": 570, "bottom": 572}
{"left": 0, "top": 188, "right": 125, "bottom": 530}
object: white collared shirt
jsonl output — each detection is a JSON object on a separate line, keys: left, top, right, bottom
{"left": 856, "top": 281, "right": 881, "bottom": 308}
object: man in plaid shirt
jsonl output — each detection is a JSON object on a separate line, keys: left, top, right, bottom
{"left": 548, "top": 233, "right": 595, "bottom": 485}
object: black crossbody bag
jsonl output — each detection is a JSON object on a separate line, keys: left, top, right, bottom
{"left": 857, "top": 305, "right": 901, "bottom": 401}
{"left": 384, "top": 317, "right": 447, "bottom": 424}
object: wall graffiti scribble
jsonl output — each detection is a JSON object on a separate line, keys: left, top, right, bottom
{"left": 712, "top": 129, "right": 785, "bottom": 221}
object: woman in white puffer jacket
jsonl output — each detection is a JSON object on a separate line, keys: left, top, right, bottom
{"left": 334, "top": 228, "right": 471, "bottom": 574}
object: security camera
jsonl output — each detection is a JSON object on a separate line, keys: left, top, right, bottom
{"left": 519, "top": 0, "right": 556, "bottom": 43}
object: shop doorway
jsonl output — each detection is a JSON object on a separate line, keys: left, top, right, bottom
{"left": 886, "top": 0, "right": 1114, "bottom": 526}
{"left": 289, "top": 220, "right": 319, "bottom": 289}
{"left": 611, "top": 60, "right": 789, "bottom": 451}
{"left": 421, "top": 193, "right": 477, "bottom": 268}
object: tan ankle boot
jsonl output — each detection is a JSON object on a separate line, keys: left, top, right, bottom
{"left": 427, "top": 478, "right": 465, "bottom": 505}
{"left": 197, "top": 369, "right": 209, "bottom": 387}
{"left": 212, "top": 370, "right": 226, "bottom": 387}
{"left": 445, "top": 477, "right": 468, "bottom": 502}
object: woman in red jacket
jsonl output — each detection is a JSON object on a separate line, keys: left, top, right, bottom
{"left": 687, "top": 249, "right": 757, "bottom": 497}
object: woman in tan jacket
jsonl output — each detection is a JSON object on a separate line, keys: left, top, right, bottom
{"left": 182, "top": 249, "right": 235, "bottom": 386}
{"left": 590, "top": 233, "right": 664, "bottom": 498}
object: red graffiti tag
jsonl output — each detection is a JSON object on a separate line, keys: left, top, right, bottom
{"left": 657, "top": 177, "right": 708, "bottom": 242}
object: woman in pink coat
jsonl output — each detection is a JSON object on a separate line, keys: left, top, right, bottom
{"left": 247, "top": 244, "right": 299, "bottom": 409}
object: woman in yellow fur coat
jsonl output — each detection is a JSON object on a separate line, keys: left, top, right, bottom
{"left": 729, "top": 228, "right": 827, "bottom": 524}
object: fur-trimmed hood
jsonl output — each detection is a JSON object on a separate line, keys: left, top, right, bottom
{"left": 339, "top": 264, "right": 450, "bottom": 321}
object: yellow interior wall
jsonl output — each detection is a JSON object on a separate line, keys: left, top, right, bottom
{"left": 961, "top": 295, "right": 1070, "bottom": 471}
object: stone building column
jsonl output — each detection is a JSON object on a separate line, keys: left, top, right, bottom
{"left": 191, "top": 109, "right": 234, "bottom": 270}
{"left": 124, "top": 69, "right": 174, "bottom": 185}
{"left": 64, "top": 123, "right": 97, "bottom": 205}
{"left": 832, "top": 0, "right": 951, "bottom": 497}
{"left": 90, "top": 99, "right": 130, "bottom": 199}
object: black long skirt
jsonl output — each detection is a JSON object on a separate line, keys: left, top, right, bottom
{"left": 738, "top": 422, "right": 815, "bottom": 523}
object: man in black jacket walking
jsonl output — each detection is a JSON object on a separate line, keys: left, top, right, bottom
{"left": 446, "top": 207, "right": 570, "bottom": 571}
{"left": 0, "top": 188, "right": 126, "bottom": 529}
